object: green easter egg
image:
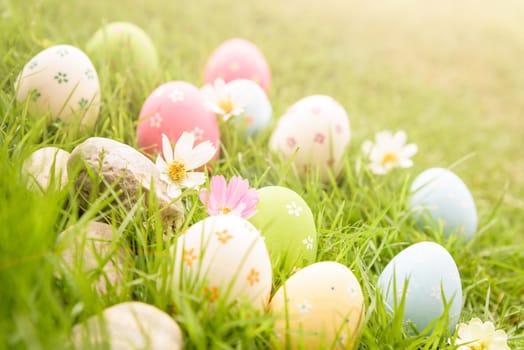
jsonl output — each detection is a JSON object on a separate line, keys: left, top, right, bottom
{"left": 86, "top": 22, "right": 159, "bottom": 77}
{"left": 249, "top": 186, "right": 317, "bottom": 273}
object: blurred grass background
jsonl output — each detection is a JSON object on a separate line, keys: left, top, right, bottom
{"left": 1, "top": 0, "right": 523, "bottom": 348}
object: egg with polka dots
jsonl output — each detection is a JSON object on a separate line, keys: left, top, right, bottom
{"left": 249, "top": 186, "right": 317, "bottom": 275}
{"left": 15, "top": 45, "right": 101, "bottom": 128}
{"left": 410, "top": 167, "right": 478, "bottom": 239}
{"left": 136, "top": 81, "right": 220, "bottom": 157}
{"left": 270, "top": 261, "right": 365, "bottom": 349}
{"left": 170, "top": 215, "right": 272, "bottom": 310}
{"left": 377, "top": 241, "right": 463, "bottom": 333}
{"left": 204, "top": 38, "right": 271, "bottom": 93}
{"left": 269, "top": 95, "right": 351, "bottom": 181}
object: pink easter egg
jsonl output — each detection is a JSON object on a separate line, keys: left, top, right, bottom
{"left": 204, "top": 38, "right": 271, "bottom": 93}
{"left": 137, "top": 81, "right": 220, "bottom": 158}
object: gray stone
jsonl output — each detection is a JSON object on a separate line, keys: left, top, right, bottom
{"left": 68, "top": 137, "right": 184, "bottom": 229}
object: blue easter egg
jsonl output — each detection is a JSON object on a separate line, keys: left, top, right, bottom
{"left": 227, "top": 79, "right": 272, "bottom": 135}
{"left": 410, "top": 168, "right": 478, "bottom": 239}
{"left": 378, "top": 241, "right": 462, "bottom": 333}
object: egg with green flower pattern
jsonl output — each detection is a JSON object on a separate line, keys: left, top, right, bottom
{"left": 15, "top": 45, "right": 100, "bottom": 128}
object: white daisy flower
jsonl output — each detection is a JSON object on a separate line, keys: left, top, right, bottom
{"left": 454, "top": 318, "right": 510, "bottom": 350}
{"left": 362, "top": 130, "right": 418, "bottom": 175}
{"left": 156, "top": 132, "right": 216, "bottom": 199}
{"left": 201, "top": 78, "right": 248, "bottom": 121}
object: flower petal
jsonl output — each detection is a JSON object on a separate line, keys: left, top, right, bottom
{"left": 210, "top": 175, "right": 227, "bottom": 206}
{"left": 393, "top": 130, "right": 407, "bottom": 147}
{"left": 182, "top": 171, "right": 207, "bottom": 189}
{"left": 167, "top": 183, "right": 181, "bottom": 199}
{"left": 400, "top": 143, "right": 418, "bottom": 158}
{"left": 184, "top": 140, "right": 216, "bottom": 170}
{"left": 161, "top": 134, "right": 173, "bottom": 164}
{"left": 368, "top": 163, "right": 388, "bottom": 175}
{"left": 174, "top": 131, "right": 195, "bottom": 163}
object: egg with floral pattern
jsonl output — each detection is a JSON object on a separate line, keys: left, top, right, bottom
{"left": 269, "top": 95, "right": 351, "bottom": 181}
{"left": 227, "top": 79, "right": 272, "bottom": 136}
{"left": 249, "top": 186, "right": 316, "bottom": 275}
{"left": 377, "top": 241, "right": 462, "bottom": 333}
{"left": 86, "top": 22, "right": 159, "bottom": 78}
{"left": 136, "top": 81, "right": 220, "bottom": 156}
{"left": 410, "top": 168, "right": 478, "bottom": 239}
{"left": 170, "top": 215, "right": 272, "bottom": 310}
{"left": 204, "top": 38, "right": 271, "bottom": 93}
{"left": 270, "top": 261, "right": 365, "bottom": 349}
{"left": 15, "top": 45, "right": 100, "bottom": 127}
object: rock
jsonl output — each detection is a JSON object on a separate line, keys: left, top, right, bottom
{"left": 57, "top": 221, "right": 125, "bottom": 293}
{"left": 72, "top": 301, "right": 183, "bottom": 349}
{"left": 22, "top": 146, "right": 70, "bottom": 191}
{"left": 68, "top": 137, "right": 184, "bottom": 228}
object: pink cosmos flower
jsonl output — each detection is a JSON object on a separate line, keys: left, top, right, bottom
{"left": 199, "top": 175, "right": 259, "bottom": 219}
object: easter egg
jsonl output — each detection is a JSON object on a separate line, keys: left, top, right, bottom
{"left": 73, "top": 302, "right": 183, "bottom": 349}
{"left": 57, "top": 221, "right": 125, "bottom": 294}
{"left": 410, "top": 168, "right": 478, "bottom": 239}
{"left": 170, "top": 215, "right": 272, "bottom": 309}
{"left": 86, "top": 22, "right": 159, "bottom": 77}
{"left": 204, "top": 38, "right": 271, "bottom": 92}
{"left": 136, "top": 81, "right": 220, "bottom": 156}
{"left": 22, "top": 147, "right": 70, "bottom": 191}
{"left": 377, "top": 241, "right": 462, "bottom": 333}
{"left": 270, "top": 261, "right": 365, "bottom": 349}
{"left": 269, "top": 95, "right": 351, "bottom": 181}
{"left": 249, "top": 186, "right": 316, "bottom": 274}
{"left": 227, "top": 79, "right": 272, "bottom": 135}
{"left": 15, "top": 45, "right": 100, "bottom": 127}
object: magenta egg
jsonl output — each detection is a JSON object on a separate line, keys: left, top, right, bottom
{"left": 204, "top": 38, "right": 271, "bottom": 93}
{"left": 137, "top": 81, "right": 220, "bottom": 157}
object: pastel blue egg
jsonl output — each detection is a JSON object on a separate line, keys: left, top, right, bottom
{"left": 227, "top": 79, "right": 272, "bottom": 135}
{"left": 378, "top": 241, "right": 462, "bottom": 333}
{"left": 410, "top": 167, "right": 478, "bottom": 239}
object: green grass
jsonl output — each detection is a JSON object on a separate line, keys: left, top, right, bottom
{"left": 1, "top": 0, "right": 523, "bottom": 348}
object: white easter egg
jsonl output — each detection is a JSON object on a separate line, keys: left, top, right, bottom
{"left": 57, "top": 221, "right": 125, "bottom": 294}
{"left": 72, "top": 301, "right": 183, "bottom": 349}
{"left": 15, "top": 45, "right": 101, "bottom": 127}
{"left": 22, "top": 146, "right": 70, "bottom": 191}
{"left": 410, "top": 168, "right": 478, "bottom": 239}
{"left": 227, "top": 79, "right": 272, "bottom": 135}
{"left": 170, "top": 215, "right": 272, "bottom": 310}
{"left": 377, "top": 241, "right": 462, "bottom": 333}
{"left": 270, "top": 261, "right": 365, "bottom": 349}
{"left": 269, "top": 95, "right": 351, "bottom": 181}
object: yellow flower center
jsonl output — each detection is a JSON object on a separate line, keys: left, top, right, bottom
{"left": 470, "top": 343, "right": 487, "bottom": 350}
{"left": 218, "top": 98, "right": 233, "bottom": 114}
{"left": 168, "top": 160, "right": 186, "bottom": 183}
{"left": 221, "top": 207, "right": 231, "bottom": 214}
{"left": 381, "top": 152, "right": 398, "bottom": 165}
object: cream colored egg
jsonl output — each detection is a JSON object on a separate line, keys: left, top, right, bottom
{"left": 22, "top": 146, "right": 70, "bottom": 191}
{"left": 15, "top": 45, "right": 100, "bottom": 127}
{"left": 57, "top": 221, "right": 126, "bottom": 294}
{"left": 170, "top": 215, "right": 272, "bottom": 310}
{"left": 72, "top": 302, "right": 183, "bottom": 349}
{"left": 269, "top": 95, "right": 351, "bottom": 181}
{"left": 270, "top": 261, "right": 365, "bottom": 349}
